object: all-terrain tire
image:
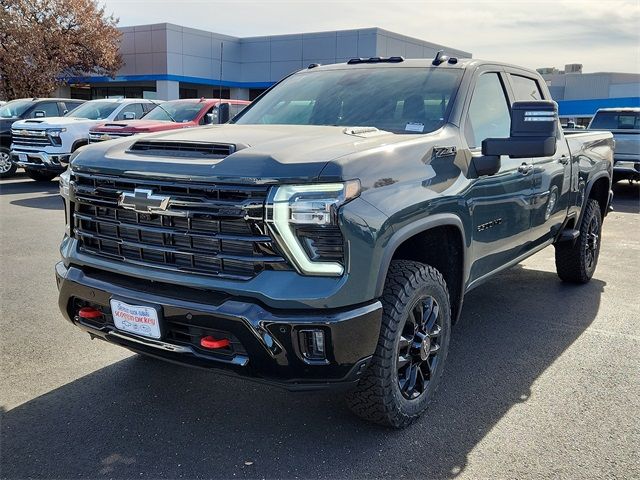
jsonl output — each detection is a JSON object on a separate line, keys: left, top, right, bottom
{"left": 25, "top": 169, "right": 58, "bottom": 182}
{"left": 555, "top": 199, "right": 602, "bottom": 283}
{"left": 346, "top": 260, "right": 451, "bottom": 428}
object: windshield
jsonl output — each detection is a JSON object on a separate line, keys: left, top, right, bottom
{"left": 590, "top": 111, "right": 640, "bottom": 130}
{"left": 233, "top": 67, "right": 463, "bottom": 134}
{"left": 0, "top": 99, "right": 33, "bottom": 118}
{"left": 64, "top": 101, "right": 120, "bottom": 120}
{"left": 143, "top": 101, "right": 205, "bottom": 122}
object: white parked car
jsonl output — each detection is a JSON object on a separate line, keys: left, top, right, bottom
{"left": 10, "top": 98, "right": 159, "bottom": 181}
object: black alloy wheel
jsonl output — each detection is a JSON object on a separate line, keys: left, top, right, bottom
{"left": 397, "top": 296, "right": 443, "bottom": 400}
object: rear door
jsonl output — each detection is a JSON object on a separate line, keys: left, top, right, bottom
{"left": 461, "top": 68, "right": 535, "bottom": 283}
{"left": 507, "top": 71, "right": 572, "bottom": 246}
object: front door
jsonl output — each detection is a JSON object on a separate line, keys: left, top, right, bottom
{"left": 462, "top": 70, "right": 535, "bottom": 284}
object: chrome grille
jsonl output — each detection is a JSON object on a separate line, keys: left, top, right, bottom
{"left": 88, "top": 131, "right": 134, "bottom": 143}
{"left": 11, "top": 129, "right": 52, "bottom": 147}
{"left": 71, "top": 172, "right": 288, "bottom": 280}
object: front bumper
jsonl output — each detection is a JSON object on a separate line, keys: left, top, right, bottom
{"left": 55, "top": 262, "right": 382, "bottom": 390}
{"left": 11, "top": 150, "right": 69, "bottom": 173}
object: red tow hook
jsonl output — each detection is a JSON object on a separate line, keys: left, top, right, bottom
{"left": 200, "top": 336, "right": 230, "bottom": 350}
{"left": 78, "top": 306, "right": 103, "bottom": 320}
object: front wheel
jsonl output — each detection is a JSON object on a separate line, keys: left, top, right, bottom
{"left": 346, "top": 260, "right": 451, "bottom": 428}
{"left": 0, "top": 148, "right": 17, "bottom": 178}
{"left": 555, "top": 199, "right": 602, "bottom": 283}
{"left": 25, "top": 169, "right": 58, "bottom": 182}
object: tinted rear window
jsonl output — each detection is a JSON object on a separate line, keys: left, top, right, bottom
{"left": 590, "top": 111, "right": 640, "bottom": 130}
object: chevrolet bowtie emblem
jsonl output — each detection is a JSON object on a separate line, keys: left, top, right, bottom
{"left": 118, "top": 188, "right": 171, "bottom": 214}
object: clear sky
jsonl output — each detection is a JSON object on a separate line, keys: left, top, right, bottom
{"left": 101, "top": 0, "right": 640, "bottom": 74}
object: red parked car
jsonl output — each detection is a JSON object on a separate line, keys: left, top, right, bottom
{"left": 88, "top": 98, "right": 251, "bottom": 142}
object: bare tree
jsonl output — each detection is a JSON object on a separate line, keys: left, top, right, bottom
{"left": 0, "top": 0, "right": 122, "bottom": 99}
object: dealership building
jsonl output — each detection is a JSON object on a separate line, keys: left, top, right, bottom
{"left": 538, "top": 64, "right": 640, "bottom": 125}
{"left": 57, "top": 23, "right": 471, "bottom": 101}
{"left": 56, "top": 23, "right": 640, "bottom": 122}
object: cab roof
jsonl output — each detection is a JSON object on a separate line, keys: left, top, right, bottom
{"left": 307, "top": 57, "right": 541, "bottom": 78}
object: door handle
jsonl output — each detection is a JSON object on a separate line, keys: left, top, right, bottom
{"left": 559, "top": 155, "right": 569, "bottom": 165}
{"left": 517, "top": 163, "right": 534, "bottom": 175}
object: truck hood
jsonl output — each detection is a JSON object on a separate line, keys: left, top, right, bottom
{"left": 71, "top": 124, "right": 411, "bottom": 184}
{"left": 12, "top": 116, "right": 102, "bottom": 129}
{"left": 92, "top": 119, "right": 183, "bottom": 133}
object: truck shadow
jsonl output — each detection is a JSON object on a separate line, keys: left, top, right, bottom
{"left": 1, "top": 177, "right": 63, "bottom": 209}
{"left": 611, "top": 181, "right": 639, "bottom": 214}
{"left": 1, "top": 266, "right": 604, "bottom": 479}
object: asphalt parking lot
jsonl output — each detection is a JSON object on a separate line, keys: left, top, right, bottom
{"left": 1, "top": 175, "right": 638, "bottom": 479}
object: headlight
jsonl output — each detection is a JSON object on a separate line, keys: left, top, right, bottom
{"left": 59, "top": 168, "right": 70, "bottom": 199}
{"left": 266, "top": 180, "right": 360, "bottom": 276}
{"left": 47, "top": 128, "right": 66, "bottom": 137}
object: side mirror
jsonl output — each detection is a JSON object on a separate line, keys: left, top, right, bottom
{"left": 123, "top": 112, "right": 136, "bottom": 120}
{"left": 482, "top": 101, "right": 558, "bottom": 158}
{"left": 218, "top": 103, "right": 230, "bottom": 124}
{"left": 34, "top": 110, "right": 46, "bottom": 118}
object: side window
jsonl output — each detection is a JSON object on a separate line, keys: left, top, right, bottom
{"left": 115, "top": 103, "right": 145, "bottom": 120}
{"left": 230, "top": 103, "right": 247, "bottom": 118}
{"left": 510, "top": 74, "right": 543, "bottom": 101}
{"left": 31, "top": 102, "right": 60, "bottom": 118}
{"left": 63, "top": 101, "right": 83, "bottom": 114}
{"left": 465, "top": 73, "right": 511, "bottom": 149}
{"left": 143, "top": 103, "right": 157, "bottom": 114}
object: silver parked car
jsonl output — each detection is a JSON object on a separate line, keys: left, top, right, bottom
{"left": 588, "top": 107, "right": 640, "bottom": 182}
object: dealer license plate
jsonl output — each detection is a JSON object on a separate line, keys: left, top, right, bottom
{"left": 110, "top": 299, "right": 161, "bottom": 339}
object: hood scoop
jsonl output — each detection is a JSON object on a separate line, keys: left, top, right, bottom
{"left": 129, "top": 140, "right": 239, "bottom": 158}
{"left": 24, "top": 119, "right": 45, "bottom": 124}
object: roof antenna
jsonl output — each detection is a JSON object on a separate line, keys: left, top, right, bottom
{"left": 432, "top": 50, "right": 449, "bottom": 66}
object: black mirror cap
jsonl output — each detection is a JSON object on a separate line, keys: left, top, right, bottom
{"left": 218, "top": 103, "right": 230, "bottom": 124}
{"left": 511, "top": 100, "right": 558, "bottom": 138}
{"left": 470, "top": 154, "right": 501, "bottom": 177}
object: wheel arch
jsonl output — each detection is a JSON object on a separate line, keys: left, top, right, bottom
{"left": 582, "top": 172, "right": 611, "bottom": 224}
{"left": 376, "top": 214, "right": 468, "bottom": 324}
{"left": 71, "top": 139, "right": 88, "bottom": 152}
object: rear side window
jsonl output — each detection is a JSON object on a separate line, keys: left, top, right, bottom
{"left": 590, "top": 111, "right": 640, "bottom": 130}
{"left": 465, "top": 73, "right": 511, "bottom": 148}
{"left": 510, "top": 74, "right": 543, "bottom": 101}
{"left": 230, "top": 103, "right": 247, "bottom": 118}
{"left": 63, "top": 101, "right": 84, "bottom": 114}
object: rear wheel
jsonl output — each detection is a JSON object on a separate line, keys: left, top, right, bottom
{"left": 0, "top": 148, "right": 17, "bottom": 178}
{"left": 25, "top": 169, "right": 58, "bottom": 182}
{"left": 555, "top": 199, "right": 602, "bottom": 283}
{"left": 346, "top": 260, "right": 451, "bottom": 428}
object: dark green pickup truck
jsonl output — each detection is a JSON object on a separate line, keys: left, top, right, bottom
{"left": 56, "top": 55, "right": 613, "bottom": 427}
